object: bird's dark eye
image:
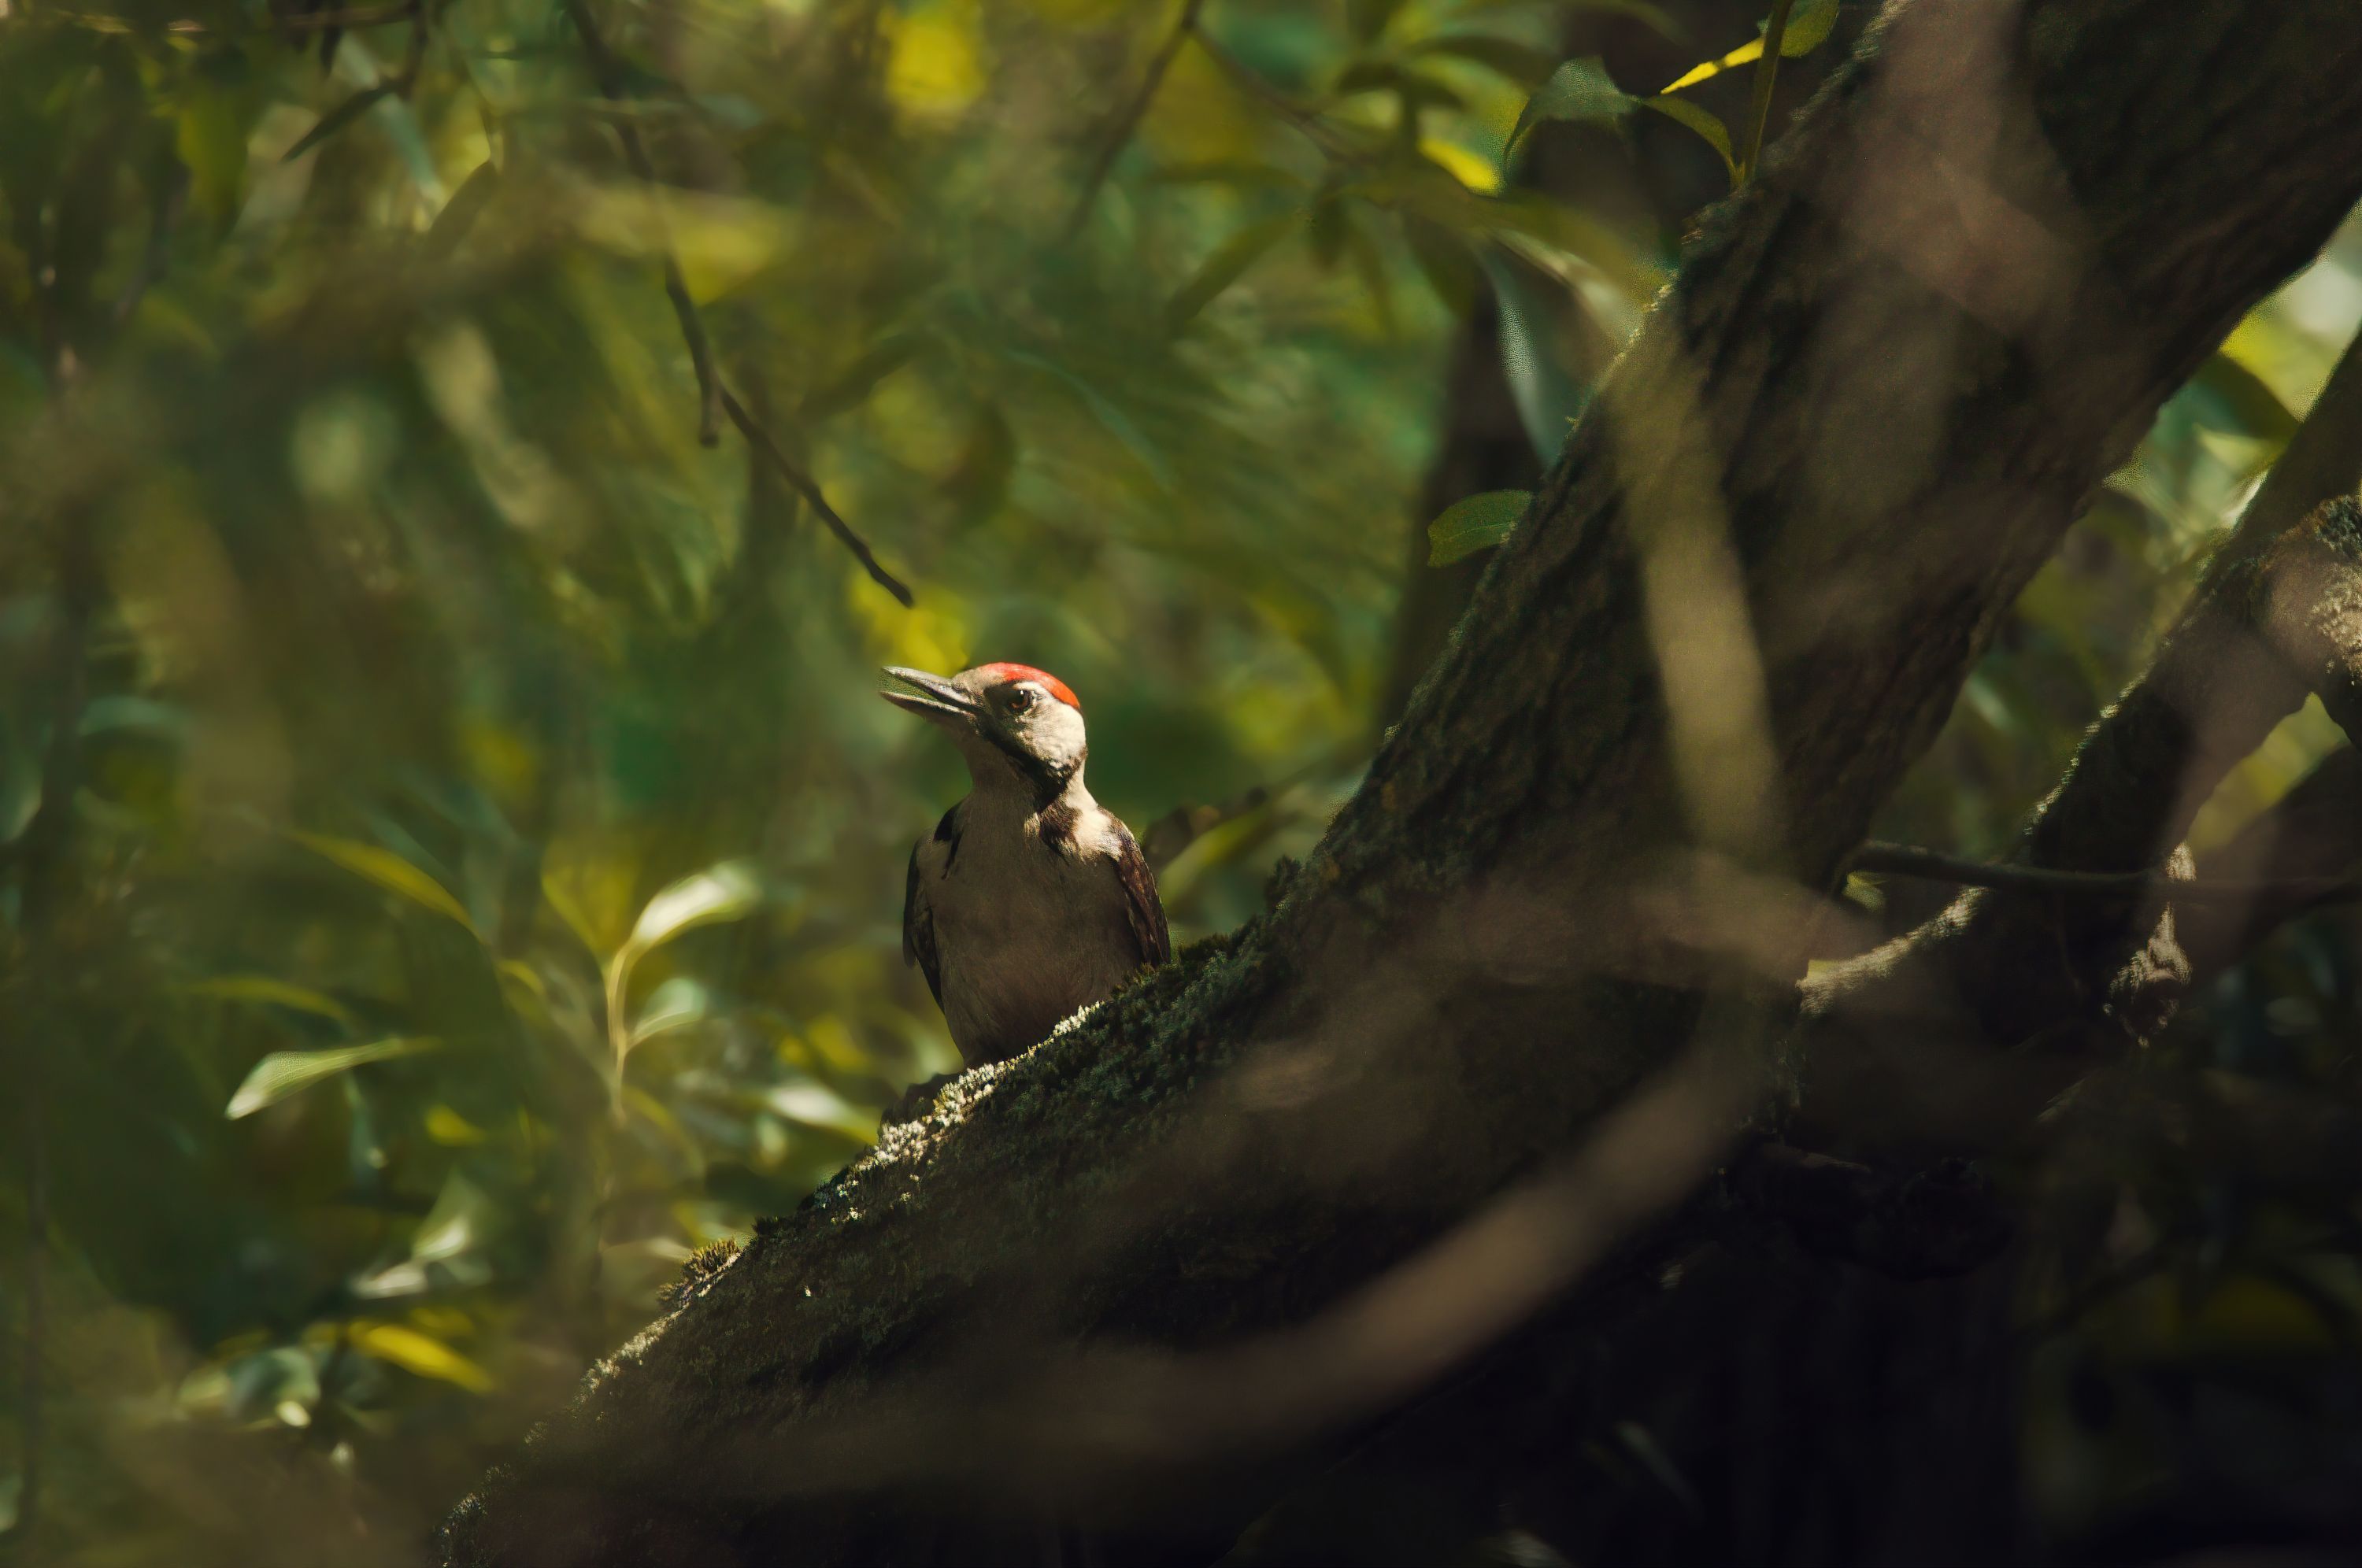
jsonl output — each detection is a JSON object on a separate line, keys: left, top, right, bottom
{"left": 1007, "top": 689, "right": 1036, "bottom": 714}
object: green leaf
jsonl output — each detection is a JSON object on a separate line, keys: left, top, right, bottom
{"left": 1507, "top": 57, "right": 1632, "bottom": 159}
{"left": 1642, "top": 95, "right": 1738, "bottom": 183}
{"left": 226, "top": 1037, "right": 439, "bottom": 1119}
{"left": 1781, "top": 0, "right": 1842, "bottom": 55}
{"left": 419, "top": 161, "right": 500, "bottom": 264}
{"left": 283, "top": 85, "right": 394, "bottom": 164}
{"left": 1427, "top": 490, "right": 1532, "bottom": 566}
{"left": 1166, "top": 214, "right": 1298, "bottom": 334}
{"left": 625, "top": 861, "right": 762, "bottom": 957}
{"left": 295, "top": 831, "right": 477, "bottom": 931}
{"left": 188, "top": 975, "right": 359, "bottom": 1029}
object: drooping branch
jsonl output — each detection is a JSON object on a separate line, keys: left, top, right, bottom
{"left": 442, "top": 4, "right": 2362, "bottom": 1561}
{"left": 565, "top": 0, "right": 722, "bottom": 446}
{"left": 564, "top": 0, "right": 913, "bottom": 607}
{"left": 717, "top": 387, "right": 914, "bottom": 607}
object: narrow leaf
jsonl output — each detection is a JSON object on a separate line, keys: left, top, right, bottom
{"left": 226, "top": 1037, "right": 439, "bottom": 1119}
{"left": 1006, "top": 351, "right": 1176, "bottom": 492}
{"left": 188, "top": 975, "right": 358, "bottom": 1029}
{"left": 294, "top": 831, "right": 476, "bottom": 932}
{"left": 1508, "top": 57, "right": 1632, "bottom": 158}
{"left": 628, "top": 977, "right": 710, "bottom": 1047}
{"left": 1782, "top": 0, "right": 1842, "bottom": 55}
{"left": 282, "top": 85, "right": 393, "bottom": 163}
{"left": 627, "top": 861, "right": 763, "bottom": 956}
{"left": 1643, "top": 96, "right": 1738, "bottom": 183}
{"left": 420, "top": 161, "right": 500, "bottom": 264}
{"left": 1428, "top": 490, "right": 1533, "bottom": 566}
{"left": 1164, "top": 214, "right": 1300, "bottom": 333}
{"left": 1663, "top": 0, "right": 1838, "bottom": 92}
{"left": 351, "top": 1322, "right": 494, "bottom": 1392}
{"left": 1417, "top": 138, "right": 1502, "bottom": 194}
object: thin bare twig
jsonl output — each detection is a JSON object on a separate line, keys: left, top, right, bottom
{"left": 1848, "top": 840, "right": 2360, "bottom": 907}
{"left": 719, "top": 387, "right": 914, "bottom": 607}
{"left": 564, "top": 0, "right": 909, "bottom": 602}
{"left": 1061, "top": 0, "right": 1206, "bottom": 242}
{"left": 565, "top": 0, "right": 722, "bottom": 446}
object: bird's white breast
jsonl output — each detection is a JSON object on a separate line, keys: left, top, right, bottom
{"left": 916, "top": 789, "right": 1142, "bottom": 1061}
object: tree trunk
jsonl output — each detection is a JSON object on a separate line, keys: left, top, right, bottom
{"left": 441, "top": 4, "right": 2362, "bottom": 1562}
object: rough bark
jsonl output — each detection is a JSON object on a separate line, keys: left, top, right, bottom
{"left": 442, "top": 3, "right": 2362, "bottom": 1562}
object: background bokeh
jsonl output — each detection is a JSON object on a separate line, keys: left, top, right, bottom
{"left": 0, "top": 1, "right": 2357, "bottom": 1562}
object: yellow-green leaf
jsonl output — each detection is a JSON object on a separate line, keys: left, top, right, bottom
{"left": 1663, "top": 0, "right": 1839, "bottom": 91}
{"left": 226, "top": 1037, "right": 440, "bottom": 1119}
{"left": 294, "top": 831, "right": 476, "bottom": 933}
{"left": 1418, "top": 138, "right": 1502, "bottom": 195}
{"left": 1428, "top": 490, "right": 1533, "bottom": 567}
{"left": 1664, "top": 37, "right": 1760, "bottom": 92}
{"left": 351, "top": 1322, "right": 494, "bottom": 1392}
{"left": 424, "top": 1104, "right": 488, "bottom": 1146}
{"left": 626, "top": 861, "right": 763, "bottom": 958}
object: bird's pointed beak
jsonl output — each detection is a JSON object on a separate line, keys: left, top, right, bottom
{"left": 879, "top": 667, "right": 979, "bottom": 730}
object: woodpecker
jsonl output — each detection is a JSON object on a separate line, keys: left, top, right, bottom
{"left": 882, "top": 662, "right": 1171, "bottom": 1068}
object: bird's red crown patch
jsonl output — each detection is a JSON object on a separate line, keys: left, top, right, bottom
{"left": 975, "top": 662, "right": 1080, "bottom": 711}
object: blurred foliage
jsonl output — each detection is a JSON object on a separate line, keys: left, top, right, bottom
{"left": 0, "top": 0, "right": 2355, "bottom": 1560}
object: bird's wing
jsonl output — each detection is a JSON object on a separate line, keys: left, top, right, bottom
{"left": 901, "top": 841, "right": 942, "bottom": 1008}
{"left": 1109, "top": 820, "right": 1172, "bottom": 970}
